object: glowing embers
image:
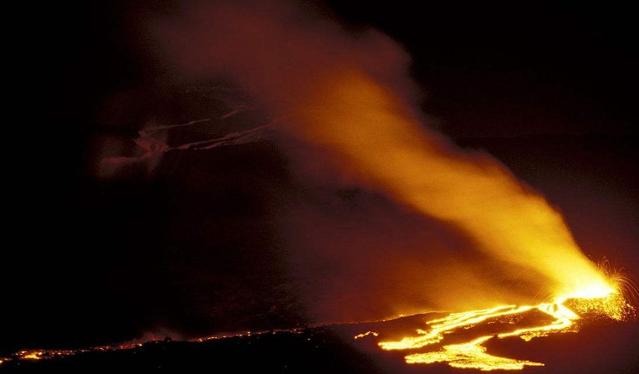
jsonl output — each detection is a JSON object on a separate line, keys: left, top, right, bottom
{"left": 0, "top": 329, "right": 304, "bottom": 367}
{"left": 0, "top": 342, "right": 145, "bottom": 367}
{"left": 353, "top": 331, "right": 379, "bottom": 340}
{"left": 369, "top": 290, "right": 629, "bottom": 371}
{"left": 18, "top": 350, "right": 44, "bottom": 360}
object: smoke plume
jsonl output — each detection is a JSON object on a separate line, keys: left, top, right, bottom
{"left": 149, "top": 0, "right": 609, "bottom": 322}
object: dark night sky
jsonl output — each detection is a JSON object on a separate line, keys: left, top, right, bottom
{"left": 4, "top": 1, "right": 638, "bottom": 354}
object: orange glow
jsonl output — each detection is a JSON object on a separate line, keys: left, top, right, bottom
{"left": 292, "top": 70, "right": 615, "bottom": 305}
{"left": 18, "top": 350, "right": 44, "bottom": 360}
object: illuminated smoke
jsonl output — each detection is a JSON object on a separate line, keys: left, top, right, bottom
{"left": 150, "top": 0, "right": 614, "bottom": 321}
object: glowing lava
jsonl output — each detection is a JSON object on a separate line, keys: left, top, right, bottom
{"left": 370, "top": 283, "right": 631, "bottom": 371}
{"left": 405, "top": 336, "right": 544, "bottom": 371}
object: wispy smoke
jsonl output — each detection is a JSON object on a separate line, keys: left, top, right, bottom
{"left": 149, "top": 0, "right": 608, "bottom": 322}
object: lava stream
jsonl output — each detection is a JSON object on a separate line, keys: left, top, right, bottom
{"left": 368, "top": 288, "right": 630, "bottom": 371}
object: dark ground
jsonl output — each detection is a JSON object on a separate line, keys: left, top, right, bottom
{"left": 2, "top": 313, "right": 637, "bottom": 373}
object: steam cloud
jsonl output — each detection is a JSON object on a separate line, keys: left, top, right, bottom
{"left": 150, "top": 0, "right": 608, "bottom": 322}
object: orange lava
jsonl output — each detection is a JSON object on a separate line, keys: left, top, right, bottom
{"left": 365, "top": 286, "right": 630, "bottom": 371}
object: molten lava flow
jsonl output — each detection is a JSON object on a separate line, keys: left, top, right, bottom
{"left": 370, "top": 286, "right": 630, "bottom": 371}
{"left": 405, "top": 336, "right": 544, "bottom": 371}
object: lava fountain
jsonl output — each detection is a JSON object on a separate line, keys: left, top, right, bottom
{"left": 300, "top": 71, "right": 634, "bottom": 369}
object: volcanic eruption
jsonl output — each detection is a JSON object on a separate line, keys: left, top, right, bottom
{"left": 3, "top": 0, "right": 635, "bottom": 371}
{"left": 147, "top": 1, "right": 634, "bottom": 369}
